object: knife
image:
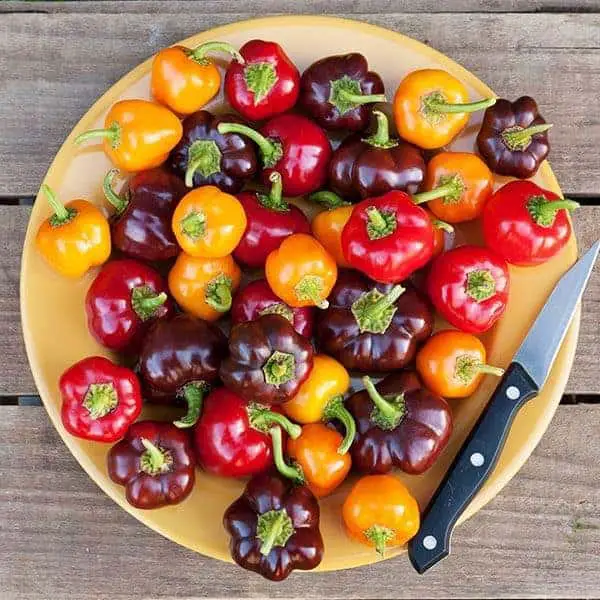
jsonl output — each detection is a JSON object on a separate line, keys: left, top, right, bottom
{"left": 408, "top": 241, "right": 600, "bottom": 574}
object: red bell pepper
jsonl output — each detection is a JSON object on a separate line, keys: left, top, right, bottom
{"left": 59, "top": 356, "right": 142, "bottom": 443}
{"left": 482, "top": 180, "right": 579, "bottom": 266}
{"left": 85, "top": 259, "right": 172, "bottom": 354}
{"left": 232, "top": 172, "right": 311, "bottom": 268}
{"left": 341, "top": 191, "right": 435, "bottom": 283}
{"left": 194, "top": 387, "right": 302, "bottom": 479}
{"left": 427, "top": 245, "right": 510, "bottom": 334}
{"left": 218, "top": 114, "right": 331, "bottom": 196}
{"left": 224, "top": 39, "right": 300, "bottom": 121}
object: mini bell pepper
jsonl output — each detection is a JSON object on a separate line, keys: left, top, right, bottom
{"left": 329, "top": 110, "right": 425, "bottom": 201}
{"left": 342, "top": 474, "right": 420, "bottom": 556}
{"left": 349, "top": 373, "right": 453, "bottom": 474}
{"left": 482, "top": 180, "right": 578, "bottom": 266}
{"left": 300, "top": 53, "right": 386, "bottom": 131}
{"left": 417, "top": 330, "right": 504, "bottom": 398}
{"left": 86, "top": 259, "right": 172, "bottom": 353}
{"left": 316, "top": 270, "right": 433, "bottom": 372}
{"left": 223, "top": 472, "right": 324, "bottom": 581}
{"left": 138, "top": 313, "right": 227, "bottom": 426}
{"left": 412, "top": 151, "right": 493, "bottom": 224}
{"left": 168, "top": 253, "right": 241, "bottom": 321}
{"left": 309, "top": 191, "right": 354, "bottom": 268}
{"left": 287, "top": 423, "right": 352, "bottom": 498}
{"left": 194, "top": 387, "right": 301, "bottom": 478}
{"left": 103, "top": 168, "right": 186, "bottom": 262}
{"left": 232, "top": 172, "right": 311, "bottom": 268}
{"left": 107, "top": 420, "right": 195, "bottom": 509}
{"left": 220, "top": 314, "right": 314, "bottom": 405}
{"left": 427, "top": 245, "right": 510, "bottom": 334}
{"left": 171, "top": 185, "right": 247, "bottom": 258}
{"left": 169, "top": 110, "right": 258, "bottom": 192}
{"left": 224, "top": 39, "right": 300, "bottom": 121}
{"left": 35, "top": 184, "right": 111, "bottom": 278}
{"left": 231, "top": 278, "right": 315, "bottom": 338}
{"left": 477, "top": 96, "right": 552, "bottom": 179}
{"left": 283, "top": 354, "right": 356, "bottom": 455}
{"left": 59, "top": 356, "right": 142, "bottom": 443}
{"left": 75, "top": 99, "right": 183, "bottom": 171}
{"left": 393, "top": 69, "right": 496, "bottom": 149}
{"left": 265, "top": 233, "right": 338, "bottom": 309}
{"left": 152, "top": 41, "right": 243, "bottom": 115}
{"left": 218, "top": 114, "right": 332, "bottom": 197}
{"left": 341, "top": 191, "right": 435, "bottom": 283}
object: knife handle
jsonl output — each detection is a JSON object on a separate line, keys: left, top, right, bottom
{"left": 408, "top": 362, "right": 539, "bottom": 574}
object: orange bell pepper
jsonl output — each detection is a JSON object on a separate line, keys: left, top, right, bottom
{"left": 413, "top": 152, "right": 493, "bottom": 223}
{"left": 342, "top": 474, "right": 420, "bottom": 556}
{"left": 265, "top": 233, "right": 337, "bottom": 309}
{"left": 35, "top": 185, "right": 111, "bottom": 278}
{"left": 416, "top": 329, "right": 504, "bottom": 398}
{"left": 309, "top": 191, "right": 353, "bottom": 268}
{"left": 283, "top": 354, "right": 355, "bottom": 454}
{"left": 393, "top": 69, "right": 496, "bottom": 149}
{"left": 287, "top": 423, "right": 351, "bottom": 498}
{"left": 75, "top": 99, "right": 183, "bottom": 172}
{"left": 172, "top": 186, "right": 247, "bottom": 258}
{"left": 168, "top": 253, "right": 241, "bottom": 321}
{"left": 152, "top": 41, "right": 243, "bottom": 115}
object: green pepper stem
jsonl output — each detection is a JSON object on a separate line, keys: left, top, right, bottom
{"left": 259, "top": 509, "right": 286, "bottom": 556}
{"left": 40, "top": 184, "right": 70, "bottom": 223}
{"left": 367, "top": 206, "right": 387, "bottom": 230}
{"left": 413, "top": 180, "right": 460, "bottom": 204}
{"left": 539, "top": 199, "right": 580, "bottom": 217}
{"left": 139, "top": 438, "right": 172, "bottom": 475}
{"left": 431, "top": 217, "right": 454, "bottom": 233}
{"left": 174, "top": 382, "right": 208, "bottom": 428}
{"left": 205, "top": 274, "right": 233, "bottom": 313}
{"left": 258, "top": 172, "right": 288, "bottom": 211}
{"left": 429, "top": 96, "right": 496, "bottom": 114}
{"left": 75, "top": 122, "right": 120, "bottom": 146}
{"left": 270, "top": 426, "right": 305, "bottom": 483}
{"left": 131, "top": 286, "right": 167, "bottom": 321}
{"left": 102, "top": 169, "right": 129, "bottom": 214}
{"left": 189, "top": 40, "right": 244, "bottom": 63}
{"left": 338, "top": 89, "right": 387, "bottom": 106}
{"left": 362, "top": 376, "right": 403, "bottom": 428}
{"left": 362, "top": 285, "right": 405, "bottom": 321}
{"left": 478, "top": 364, "right": 505, "bottom": 377}
{"left": 323, "top": 395, "right": 356, "bottom": 455}
{"left": 502, "top": 123, "right": 553, "bottom": 151}
{"left": 248, "top": 402, "right": 302, "bottom": 439}
{"left": 217, "top": 122, "right": 275, "bottom": 159}
{"left": 309, "top": 191, "right": 351, "bottom": 209}
{"left": 364, "top": 524, "right": 395, "bottom": 557}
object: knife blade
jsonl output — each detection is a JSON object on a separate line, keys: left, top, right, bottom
{"left": 408, "top": 241, "right": 600, "bottom": 574}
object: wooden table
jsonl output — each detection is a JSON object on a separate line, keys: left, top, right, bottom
{"left": 1, "top": 2, "right": 599, "bottom": 598}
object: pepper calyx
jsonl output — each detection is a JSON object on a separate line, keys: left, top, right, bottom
{"left": 527, "top": 195, "right": 580, "bottom": 228}
{"left": 180, "top": 210, "right": 207, "bottom": 241}
{"left": 257, "top": 172, "right": 289, "bottom": 212}
{"left": 351, "top": 285, "right": 405, "bottom": 334}
{"left": 365, "top": 206, "right": 397, "bottom": 240}
{"left": 294, "top": 275, "right": 328, "bottom": 309}
{"left": 362, "top": 110, "right": 398, "bottom": 149}
{"left": 501, "top": 123, "right": 553, "bottom": 152}
{"left": 174, "top": 381, "right": 209, "bottom": 428}
{"left": 465, "top": 269, "right": 497, "bottom": 302}
{"left": 131, "top": 286, "right": 167, "bottom": 321}
{"left": 205, "top": 274, "right": 233, "bottom": 313}
{"left": 244, "top": 62, "right": 278, "bottom": 105}
{"left": 413, "top": 174, "right": 465, "bottom": 205}
{"left": 263, "top": 351, "right": 296, "bottom": 386}
{"left": 259, "top": 302, "right": 294, "bottom": 323}
{"left": 455, "top": 354, "right": 505, "bottom": 385}
{"left": 256, "top": 508, "right": 295, "bottom": 556}
{"left": 364, "top": 524, "right": 395, "bottom": 557}
{"left": 139, "top": 438, "right": 173, "bottom": 475}
{"left": 83, "top": 382, "right": 118, "bottom": 420}
{"left": 41, "top": 185, "right": 77, "bottom": 227}
{"left": 323, "top": 395, "right": 357, "bottom": 455}
{"left": 363, "top": 376, "right": 406, "bottom": 431}
{"left": 328, "top": 75, "right": 386, "bottom": 115}
{"left": 185, "top": 139, "right": 222, "bottom": 187}
{"left": 421, "top": 91, "right": 496, "bottom": 125}
{"left": 75, "top": 121, "right": 121, "bottom": 150}
{"left": 248, "top": 402, "right": 302, "bottom": 438}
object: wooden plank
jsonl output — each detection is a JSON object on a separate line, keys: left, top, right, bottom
{"left": 0, "top": 13, "right": 599, "bottom": 195}
{"left": 0, "top": 404, "right": 598, "bottom": 599}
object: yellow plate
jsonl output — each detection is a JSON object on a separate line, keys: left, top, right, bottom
{"left": 21, "top": 16, "right": 578, "bottom": 571}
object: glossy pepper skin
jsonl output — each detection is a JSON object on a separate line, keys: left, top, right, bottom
{"left": 224, "top": 39, "right": 300, "bottom": 121}
{"left": 35, "top": 185, "right": 111, "bottom": 278}
{"left": 348, "top": 373, "right": 452, "bottom": 474}
{"left": 393, "top": 69, "right": 495, "bottom": 150}
{"left": 482, "top": 180, "right": 578, "bottom": 267}
{"left": 194, "top": 387, "right": 301, "bottom": 478}
{"left": 413, "top": 152, "right": 493, "bottom": 224}
{"left": 220, "top": 314, "right": 314, "bottom": 405}
{"left": 233, "top": 172, "right": 311, "bottom": 268}
{"left": 266, "top": 233, "right": 338, "bottom": 309}
{"left": 316, "top": 270, "right": 433, "bottom": 372}
{"left": 343, "top": 474, "right": 420, "bottom": 556}
{"left": 342, "top": 191, "right": 435, "bottom": 284}
{"left": 152, "top": 41, "right": 243, "bottom": 115}
{"left": 59, "top": 356, "right": 142, "bottom": 443}
{"left": 169, "top": 253, "right": 241, "bottom": 321}
{"left": 427, "top": 245, "right": 510, "bottom": 334}
{"left": 169, "top": 110, "right": 258, "bottom": 192}
{"left": 138, "top": 313, "right": 227, "bottom": 427}
{"left": 75, "top": 99, "right": 183, "bottom": 172}
{"left": 310, "top": 196, "right": 354, "bottom": 268}
{"left": 417, "top": 330, "right": 504, "bottom": 398}
{"left": 103, "top": 168, "right": 186, "bottom": 262}
{"left": 300, "top": 53, "right": 386, "bottom": 132}
{"left": 86, "top": 259, "right": 172, "bottom": 354}
{"left": 477, "top": 96, "right": 551, "bottom": 179}
{"left": 219, "top": 114, "right": 332, "bottom": 197}
{"left": 329, "top": 110, "right": 425, "bottom": 201}
{"left": 223, "top": 472, "right": 324, "bottom": 581}
{"left": 231, "top": 279, "right": 314, "bottom": 338}
{"left": 287, "top": 424, "right": 351, "bottom": 498}
{"left": 107, "top": 420, "right": 195, "bottom": 509}
{"left": 171, "top": 185, "right": 247, "bottom": 258}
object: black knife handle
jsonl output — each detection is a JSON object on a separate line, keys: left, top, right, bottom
{"left": 408, "top": 362, "right": 539, "bottom": 574}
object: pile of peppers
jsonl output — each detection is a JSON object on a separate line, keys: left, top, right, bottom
{"left": 40, "top": 35, "right": 578, "bottom": 582}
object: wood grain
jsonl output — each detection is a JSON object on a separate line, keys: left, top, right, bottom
{"left": 0, "top": 404, "right": 597, "bottom": 599}
{"left": 0, "top": 12, "right": 599, "bottom": 195}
